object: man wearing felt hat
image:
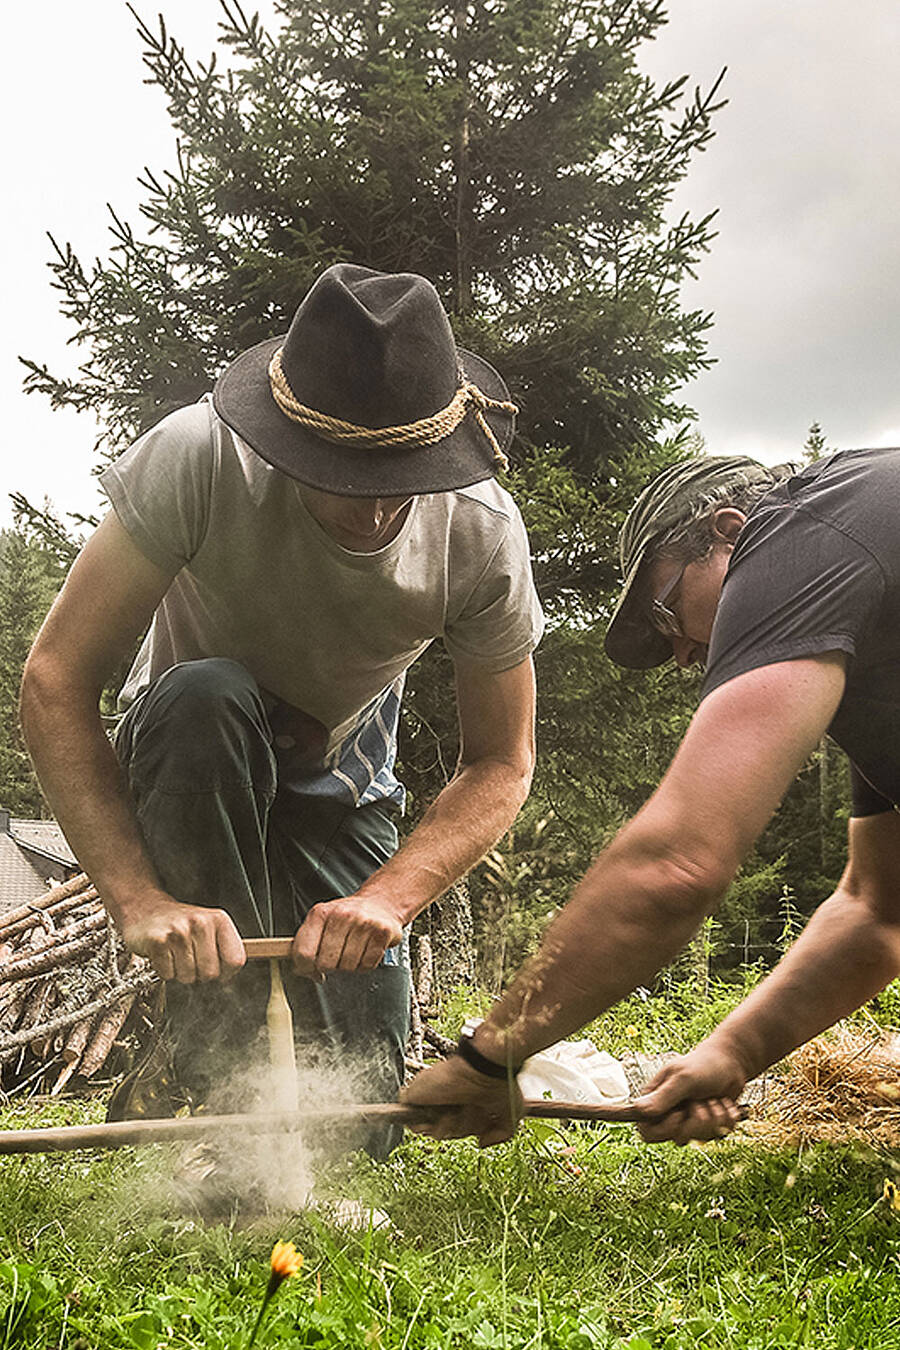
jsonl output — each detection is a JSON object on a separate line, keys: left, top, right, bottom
{"left": 21, "top": 264, "right": 543, "bottom": 1144}
{"left": 404, "top": 446, "right": 900, "bottom": 1147}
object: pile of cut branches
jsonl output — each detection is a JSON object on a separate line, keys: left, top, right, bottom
{"left": 0, "top": 874, "right": 157, "bottom": 1098}
{"left": 0, "top": 886, "right": 452, "bottom": 1101}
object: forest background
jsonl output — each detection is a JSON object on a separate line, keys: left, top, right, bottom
{"left": 0, "top": 0, "right": 852, "bottom": 1001}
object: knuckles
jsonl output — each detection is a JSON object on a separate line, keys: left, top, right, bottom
{"left": 310, "top": 900, "right": 399, "bottom": 937}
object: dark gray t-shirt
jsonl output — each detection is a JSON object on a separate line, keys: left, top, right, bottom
{"left": 701, "top": 447, "right": 900, "bottom": 815}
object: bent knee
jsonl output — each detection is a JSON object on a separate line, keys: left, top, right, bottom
{"left": 160, "top": 659, "right": 259, "bottom": 709}
{"left": 119, "top": 659, "right": 273, "bottom": 788}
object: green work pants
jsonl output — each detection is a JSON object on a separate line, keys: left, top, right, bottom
{"left": 115, "top": 658, "right": 410, "bottom": 1156}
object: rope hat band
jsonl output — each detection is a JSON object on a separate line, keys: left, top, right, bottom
{"left": 269, "top": 346, "right": 516, "bottom": 471}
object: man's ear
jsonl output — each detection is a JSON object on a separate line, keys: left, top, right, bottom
{"left": 711, "top": 507, "right": 746, "bottom": 544}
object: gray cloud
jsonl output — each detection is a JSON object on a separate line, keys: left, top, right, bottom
{"left": 641, "top": 0, "right": 900, "bottom": 459}
{"left": 3, "top": 1, "right": 899, "bottom": 526}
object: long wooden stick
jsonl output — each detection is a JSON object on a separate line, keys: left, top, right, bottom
{"left": 0, "top": 1099, "right": 747, "bottom": 1155}
{"left": 0, "top": 931, "right": 108, "bottom": 988}
{"left": 0, "top": 972, "right": 157, "bottom": 1065}
{"left": 0, "top": 889, "right": 100, "bottom": 944}
{"left": 79, "top": 993, "right": 137, "bottom": 1080}
{"left": 0, "top": 913, "right": 108, "bottom": 984}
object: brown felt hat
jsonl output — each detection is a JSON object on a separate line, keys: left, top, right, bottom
{"left": 213, "top": 264, "right": 516, "bottom": 497}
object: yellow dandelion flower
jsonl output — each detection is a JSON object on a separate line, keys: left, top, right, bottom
{"left": 882, "top": 1179, "right": 900, "bottom": 1213}
{"left": 270, "top": 1240, "right": 304, "bottom": 1284}
{"left": 246, "top": 1240, "right": 304, "bottom": 1348}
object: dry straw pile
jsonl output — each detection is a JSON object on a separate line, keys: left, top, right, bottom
{"left": 747, "top": 1024, "right": 900, "bottom": 1147}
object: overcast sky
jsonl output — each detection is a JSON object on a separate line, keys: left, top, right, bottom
{"left": 3, "top": 0, "right": 899, "bottom": 529}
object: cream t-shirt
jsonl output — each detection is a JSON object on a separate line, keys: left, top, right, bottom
{"left": 100, "top": 397, "right": 544, "bottom": 807}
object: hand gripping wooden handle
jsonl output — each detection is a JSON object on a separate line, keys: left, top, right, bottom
{"left": 243, "top": 937, "right": 325, "bottom": 985}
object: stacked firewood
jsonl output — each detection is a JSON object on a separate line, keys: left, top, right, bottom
{"left": 0, "top": 878, "right": 452, "bottom": 1098}
{"left": 0, "top": 874, "right": 157, "bottom": 1096}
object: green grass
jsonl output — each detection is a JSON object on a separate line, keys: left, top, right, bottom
{"left": 0, "top": 1096, "right": 899, "bottom": 1348}
{"left": 438, "top": 970, "right": 900, "bottom": 1059}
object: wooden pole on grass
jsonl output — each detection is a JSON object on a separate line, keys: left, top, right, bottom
{"left": 0, "top": 1099, "right": 748, "bottom": 1155}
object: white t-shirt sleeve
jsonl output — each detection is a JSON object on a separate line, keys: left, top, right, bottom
{"left": 443, "top": 506, "right": 544, "bottom": 671}
{"left": 98, "top": 399, "right": 215, "bottom": 572}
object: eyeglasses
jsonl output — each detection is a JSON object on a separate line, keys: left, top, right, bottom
{"left": 649, "top": 562, "right": 688, "bottom": 638}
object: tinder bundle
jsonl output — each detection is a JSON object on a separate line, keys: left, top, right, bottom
{"left": 747, "top": 1025, "right": 900, "bottom": 1147}
{"left": 0, "top": 874, "right": 156, "bottom": 1096}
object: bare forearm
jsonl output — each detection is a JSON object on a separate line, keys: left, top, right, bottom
{"left": 22, "top": 674, "right": 247, "bottom": 983}
{"left": 704, "top": 892, "right": 900, "bottom": 1080}
{"left": 474, "top": 828, "right": 723, "bottom": 1065}
{"left": 21, "top": 673, "right": 164, "bottom": 921}
{"left": 357, "top": 757, "right": 532, "bottom": 922}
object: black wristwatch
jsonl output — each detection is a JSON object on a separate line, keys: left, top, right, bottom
{"left": 456, "top": 1028, "right": 523, "bottom": 1080}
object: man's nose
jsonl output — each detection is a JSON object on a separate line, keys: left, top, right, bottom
{"left": 671, "top": 635, "right": 703, "bottom": 668}
{"left": 351, "top": 502, "right": 383, "bottom": 528}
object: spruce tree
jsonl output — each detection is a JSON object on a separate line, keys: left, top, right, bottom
{"left": 23, "top": 0, "right": 720, "bottom": 494}
{"left": 0, "top": 531, "right": 63, "bottom": 815}
{"left": 21, "top": 0, "right": 725, "bottom": 976}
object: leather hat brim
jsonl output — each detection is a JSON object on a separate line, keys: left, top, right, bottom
{"left": 213, "top": 337, "right": 515, "bottom": 497}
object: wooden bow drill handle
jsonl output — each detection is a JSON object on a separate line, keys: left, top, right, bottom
{"left": 244, "top": 937, "right": 294, "bottom": 959}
